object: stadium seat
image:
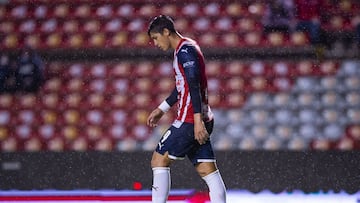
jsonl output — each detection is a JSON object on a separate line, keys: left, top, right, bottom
{"left": 70, "top": 137, "right": 89, "bottom": 151}
{"left": 85, "top": 109, "right": 104, "bottom": 125}
{"left": 263, "top": 136, "right": 282, "bottom": 150}
{"left": 38, "top": 124, "right": 56, "bottom": 140}
{"left": 274, "top": 109, "right": 295, "bottom": 125}
{"left": 290, "top": 31, "right": 309, "bottom": 46}
{"left": 85, "top": 125, "right": 103, "bottom": 141}
{"left": 294, "top": 77, "right": 318, "bottom": 92}
{"left": 213, "top": 136, "right": 235, "bottom": 150}
{"left": 266, "top": 32, "right": 287, "bottom": 47}
{"left": 223, "top": 92, "right": 245, "bottom": 108}
{"left": 1, "top": 137, "right": 18, "bottom": 152}
{"left": 108, "top": 123, "right": 127, "bottom": 141}
{"left": 207, "top": 78, "right": 221, "bottom": 93}
{"left": 322, "top": 124, "right": 343, "bottom": 140}
{"left": 215, "top": 17, "right": 233, "bottom": 31}
{"left": 246, "top": 92, "right": 270, "bottom": 108}
{"left": 344, "top": 76, "right": 360, "bottom": 90}
{"left": 287, "top": 137, "right": 307, "bottom": 150}
{"left": 298, "top": 109, "right": 318, "bottom": 124}
{"left": 320, "top": 76, "right": 338, "bottom": 90}
{"left": 335, "top": 137, "right": 355, "bottom": 150}
{"left": 138, "top": 4, "right": 156, "bottom": 17}
{"left": 274, "top": 125, "right": 293, "bottom": 142}
{"left": 116, "top": 137, "right": 138, "bottom": 151}
{"left": 11, "top": 5, "right": 28, "bottom": 19}
{"left": 94, "top": 136, "right": 114, "bottom": 151}
{"left": 15, "top": 124, "right": 33, "bottom": 140}
{"left": 220, "top": 33, "right": 239, "bottom": 47}
{"left": 34, "top": 5, "right": 48, "bottom": 19}
{"left": 24, "top": 136, "right": 42, "bottom": 152}
{"left": 272, "top": 77, "right": 293, "bottom": 92}
{"left": 62, "top": 109, "right": 81, "bottom": 126}
{"left": 249, "top": 109, "right": 270, "bottom": 124}
{"left": 310, "top": 138, "right": 332, "bottom": 150}
{"left": 208, "top": 93, "right": 222, "bottom": 108}
{"left": 248, "top": 76, "right": 268, "bottom": 92}
{"left": 88, "top": 79, "right": 107, "bottom": 93}
{"left": 65, "top": 78, "right": 85, "bottom": 93}
{"left": 345, "top": 91, "right": 360, "bottom": 107}
{"left": 347, "top": 109, "right": 360, "bottom": 123}
{"left": 0, "top": 125, "right": 8, "bottom": 141}
{"left": 224, "top": 60, "right": 245, "bottom": 76}
{"left": 18, "top": 94, "right": 38, "bottom": 110}
{"left": 40, "top": 91, "right": 60, "bottom": 109}
{"left": 346, "top": 125, "right": 360, "bottom": 141}
{"left": 205, "top": 61, "right": 222, "bottom": 77}
{"left": 96, "top": 4, "right": 114, "bottom": 19}
{"left": 40, "top": 110, "right": 58, "bottom": 125}
{"left": 272, "top": 92, "right": 292, "bottom": 109}
{"left": 226, "top": 2, "right": 244, "bottom": 17}
{"left": 224, "top": 77, "right": 245, "bottom": 92}
{"left": 238, "top": 137, "right": 258, "bottom": 150}
{"left": 0, "top": 0, "right": 316, "bottom": 50}
{"left": 161, "top": 4, "right": 178, "bottom": 16}
{"left": 295, "top": 61, "right": 314, "bottom": 75}
{"left": 47, "top": 136, "right": 65, "bottom": 151}
{"left": 0, "top": 94, "right": 13, "bottom": 109}
{"left": 0, "top": 110, "right": 11, "bottom": 126}
{"left": 86, "top": 93, "right": 105, "bottom": 109}
{"left": 295, "top": 92, "right": 318, "bottom": 108}
{"left": 132, "top": 124, "right": 151, "bottom": 141}
{"left": 250, "top": 125, "right": 269, "bottom": 141}
{"left": 321, "top": 109, "right": 344, "bottom": 124}
{"left": 299, "top": 124, "right": 319, "bottom": 141}
{"left": 272, "top": 61, "right": 292, "bottom": 77}
{"left": 243, "top": 31, "right": 263, "bottom": 46}
{"left": 108, "top": 94, "right": 129, "bottom": 109}
{"left": 17, "top": 110, "right": 36, "bottom": 125}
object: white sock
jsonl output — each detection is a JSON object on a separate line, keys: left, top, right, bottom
{"left": 152, "top": 167, "right": 171, "bottom": 203}
{"left": 202, "top": 170, "right": 227, "bottom": 203}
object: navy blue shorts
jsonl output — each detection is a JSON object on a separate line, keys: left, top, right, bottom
{"left": 155, "top": 120, "right": 215, "bottom": 165}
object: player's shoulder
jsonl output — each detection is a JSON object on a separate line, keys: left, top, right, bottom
{"left": 178, "top": 42, "right": 197, "bottom": 56}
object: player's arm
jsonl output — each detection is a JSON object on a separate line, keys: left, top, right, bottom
{"left": 147, "top": 87, "right": 177, "bottom": 127}
{"left": 178, "top": 46, "right": 209, "bottom": 144}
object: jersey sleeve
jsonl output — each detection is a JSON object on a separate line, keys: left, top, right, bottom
{"left": 165, "top": 87, "right": 178, "bottom": 107}
{"left": 177, "top": 45, "right": 202, "bottom": 114}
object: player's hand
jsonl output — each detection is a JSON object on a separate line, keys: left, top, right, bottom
{"left": 194, "top": 113, "right": 209, "bottom": 145}
{"left": 147, "top": 108, "right": 165, "bottom": 128}
{"left": 194, "top": 121, "right": 209, "bottom": 145}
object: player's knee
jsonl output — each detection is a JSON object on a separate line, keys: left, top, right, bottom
{"left": 197, "top": 169, "right": 213, "bottom": 177}
{"left": 196, "top": 162, "right": 217, "bottom": 177}
{"left": 151, "top": 151, "right": 171, "bottom": 168}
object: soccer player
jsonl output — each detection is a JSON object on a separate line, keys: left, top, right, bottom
{"left": 146, "top": 15, "right": 227, "bottom": 203}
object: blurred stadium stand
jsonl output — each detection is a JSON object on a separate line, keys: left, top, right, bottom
{"left": 1, "top": 0, "right": 360, "bottom": 193}
{"left": 1, "top": 59, "right": 360, "bottom": 151}
{"left": 0, "top": 0, "right": 360, "bottom": 152}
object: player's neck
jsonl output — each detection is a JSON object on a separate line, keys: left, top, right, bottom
{"left": 169, "top": 32, "right": 183, "bottom": 50}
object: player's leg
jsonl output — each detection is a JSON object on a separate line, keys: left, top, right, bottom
{"left": 196, "top": 162, "right": 227, "bottom": 203}
{"left": 189, "top": 119, "right": 226, "bottom": 203}
{"left": 151, "top": 123, "right": 191, "bottom": 203}
{"left": 151, "top": 151, "right": 172, "bottom": 203}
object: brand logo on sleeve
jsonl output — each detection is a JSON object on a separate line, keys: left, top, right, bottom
{"left": 183, "top": 61, "right": 195, "bottom": 68}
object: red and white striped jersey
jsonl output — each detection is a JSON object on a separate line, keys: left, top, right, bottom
{"left": 171, "top": 37, "right": 213, "bottom": 127}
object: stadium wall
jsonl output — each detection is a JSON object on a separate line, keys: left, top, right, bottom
{"left": 0, "top": 151, "right": 359, "bottom": 193}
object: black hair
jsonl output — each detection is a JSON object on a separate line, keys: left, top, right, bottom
{"left": 147, "top": 15, "right": 176, "bottom": 36}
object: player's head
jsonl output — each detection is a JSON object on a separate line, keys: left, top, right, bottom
{"left": 148, "top": 15, "right": 177, "bottom": 51}
{"left": 147, "top": 15, "right": 176, "bottom": 36}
